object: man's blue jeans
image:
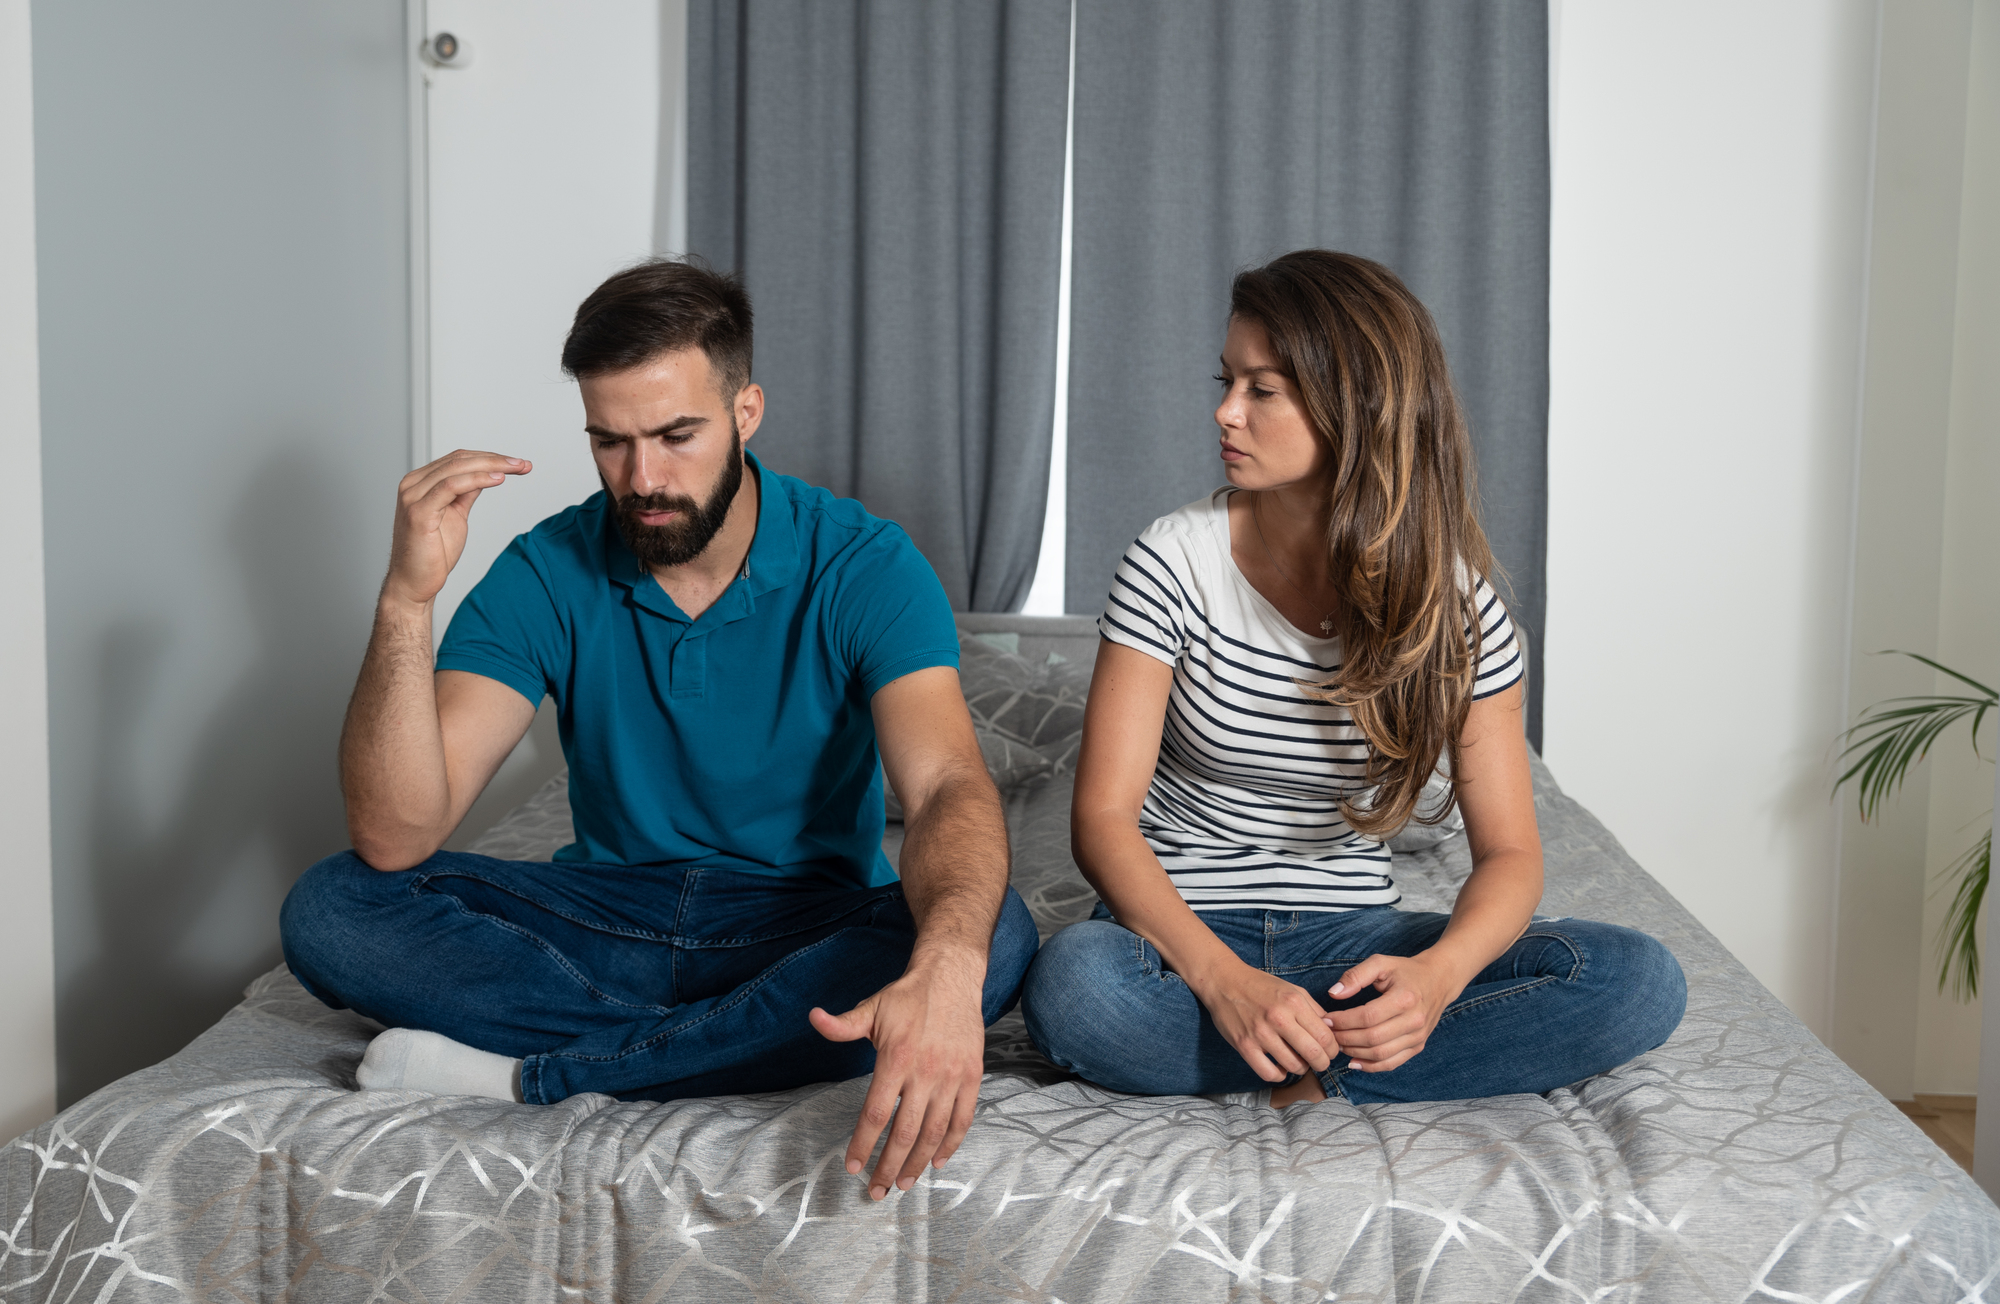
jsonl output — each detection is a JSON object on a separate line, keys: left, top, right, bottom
{"left": 1021, "top": 904, "right": 1685, "bottom": 1103}
{"left": 281, "top": 850, "right": 1040, "bottom": 1105}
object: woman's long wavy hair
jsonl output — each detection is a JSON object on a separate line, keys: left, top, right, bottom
{"left": 1230, "top": 250, "right": 1500, "bottom": 838}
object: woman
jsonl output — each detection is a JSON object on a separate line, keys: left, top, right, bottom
{"left": 1022, "top": 251, "right": 1685, "bottom": 1108}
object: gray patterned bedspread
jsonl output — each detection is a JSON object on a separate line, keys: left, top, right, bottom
{"left": 7, "top": 647, "right": 1998, "bottom": 1300}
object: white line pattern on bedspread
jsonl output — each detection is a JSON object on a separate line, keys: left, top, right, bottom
{"left": 5, "top": 678, "right": 1997, "bottom": 1299}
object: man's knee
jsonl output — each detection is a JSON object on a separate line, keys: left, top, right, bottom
{"left": 279, "top": 850, "right": 406, "bottom": 1005}
{"left": 281, "top": 850, "right": 396, "bottom": 938}
{"left": 981, "top": 888, "right": 1040, "bottom": 1024}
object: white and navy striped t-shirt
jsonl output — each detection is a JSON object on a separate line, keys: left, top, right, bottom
{"left": 1099, "top": 490, "right": 1523, "bottom": 913}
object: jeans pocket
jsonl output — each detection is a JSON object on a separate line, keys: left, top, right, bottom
{"left": 1134, "top": 931, "right": 1163, "bottom": 978}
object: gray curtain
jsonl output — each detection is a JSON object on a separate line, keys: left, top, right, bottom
{"left": 687, "top": 0, "right": 1071, "bottom": 612}
{"left": 1064, "top": 0, "right": 1550, "bottom": 744}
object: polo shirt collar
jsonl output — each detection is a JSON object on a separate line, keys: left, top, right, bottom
{"left": 601, "top": 449, "right": 798, "bottom": 619}
{"left": 740, "top": 450, "right": 798, "bottom": 597}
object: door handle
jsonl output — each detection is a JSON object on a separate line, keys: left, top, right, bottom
{"left": 421, "top": 31, "right": 472, "bottom": 69}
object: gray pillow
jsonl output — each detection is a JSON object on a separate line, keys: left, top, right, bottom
{"left": 884, "top": 633, "right": 1090, "bottom": 821}
{"left": 958, "top": 633, "right": 1089, "bottom": 775}
{"left": 1384, "top": 772, "right": 1465, "bottom": 852}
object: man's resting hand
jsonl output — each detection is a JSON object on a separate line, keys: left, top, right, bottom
{"left": 810, "top": 957, "right": 987, "bottom": 1201}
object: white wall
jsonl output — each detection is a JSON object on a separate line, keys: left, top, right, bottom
{"left": 1543, "top": 0, "right": 1879, "bottom": 1036}
{"left": 34, "top": 1, "right": 412, "bottom": 1105}
{"left": 27, "top": 0, "right": 674, "bottom": 1107}
{"left": 0, "top": 0, "right": 56, "bottom": 1143}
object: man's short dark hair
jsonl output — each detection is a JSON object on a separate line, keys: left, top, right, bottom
{"left": 561, "top": 257, "right": 754, "bottom": 399}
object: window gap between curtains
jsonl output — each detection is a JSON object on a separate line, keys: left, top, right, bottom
{"left": 1020, "top": 0, "right": 1075, "bottom": 617}
{"left": 686, "top": 0, "right": 1071, "bottom": 613}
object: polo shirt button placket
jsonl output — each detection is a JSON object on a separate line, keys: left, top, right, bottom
{"left": 669, "top": 630, "right": 707, "bottom": 699}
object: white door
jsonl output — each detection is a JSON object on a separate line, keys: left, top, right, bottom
{"left": 419, "top": 0, "right": 663, "bottom": 637}
{"left": 414, "top": 0, "right": 669, "bottom": 838}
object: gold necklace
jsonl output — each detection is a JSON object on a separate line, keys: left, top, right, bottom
{"left": 1252, "top": 494, "right": 1336, "bottom": 636}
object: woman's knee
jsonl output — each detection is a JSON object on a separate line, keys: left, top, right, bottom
{"left": 1575, "top": 921, "right": 1688, "bottom": 1056}
{"left": 981, "top": 888, "right": 1042, "bottom": 1023}
{"left": 1024, "top": 918, "right": 1127, "bottom": 1002}
{"left": 1625, "top": 929, "right": 1688, "bottom": 1050}
{"left": 1021, "top": 921, "right": 1147, "bottom": 1062}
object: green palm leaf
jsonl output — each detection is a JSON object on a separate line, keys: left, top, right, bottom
{"left": 1934, "top": 830, "right": 1991, "bottom": 1001}
{"left": 1833, "top": 650, "right": 1996, "bottom": 998}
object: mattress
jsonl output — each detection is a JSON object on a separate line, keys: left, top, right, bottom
{"left": 6, "top": 642, "right": 1997, "bottom": 1300}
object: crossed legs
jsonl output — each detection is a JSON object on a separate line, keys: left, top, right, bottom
{"left": 1022, "top": 904, "right": 1685, "bottom": 1104}
{"left": 282, "top": 849, "right": 1039, "bottom": 1104}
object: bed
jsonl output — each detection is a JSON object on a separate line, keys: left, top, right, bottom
{"left": 6, "top": 614, "right": 1997, "bottom": 1301}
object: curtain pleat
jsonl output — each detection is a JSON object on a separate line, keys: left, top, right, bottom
{"left": 687, "top": 0, "right": 1072, "bottom": 612}
{"left": 1063, "top": 0, "right": 1550, "bottom": 743}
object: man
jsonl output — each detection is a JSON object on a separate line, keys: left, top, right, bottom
{"left": 281, "top": 259, "right": 1038, "bottom": 1202}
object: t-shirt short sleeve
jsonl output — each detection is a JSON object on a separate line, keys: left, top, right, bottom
{"left": 435, "top": 536, "right": 563, "bottom": 707}
{"left": 1097, "top": 521, "right": 1193, "bottom": 667}
{"left": 1469, "top": 576, "right": 1524, "bottom": 700}
{"left": 832, "top": 524, "right": 961, "bottom": 698}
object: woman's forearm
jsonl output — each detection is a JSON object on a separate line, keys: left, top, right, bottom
{"left": 1073, "top": 816, "right": 1246, "bottom": 995}
{"left": 1075, "top": 810, "right": 1340, "bottom": 1081}
{"left": 1421, "top": 681, "right": 1545, "bottom": 993}
{"left": 1419, "top": 848, "right": 1543, "bottom": 991}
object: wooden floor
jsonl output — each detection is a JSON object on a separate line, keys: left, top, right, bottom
{"left": 1895, "top": 1095, "right": 1976, "bottom": 1174}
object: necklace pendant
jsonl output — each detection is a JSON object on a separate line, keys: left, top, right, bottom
{"left": 1319, "top": 615, "right": 1335, "bottom": 636}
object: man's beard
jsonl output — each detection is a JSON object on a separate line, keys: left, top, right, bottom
{"left": 607, "top": 431, "right": 744, "bottom": 569}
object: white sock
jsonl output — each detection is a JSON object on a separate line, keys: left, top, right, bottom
{"left": 356, "top": 1028, "right": 524, "bottom": 1102}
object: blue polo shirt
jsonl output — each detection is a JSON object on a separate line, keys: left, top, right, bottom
{"left": 436, "top": 453, "right": 958, "bottom": 888}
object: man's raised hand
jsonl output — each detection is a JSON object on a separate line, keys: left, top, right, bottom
{"left": 341, "top": 449, "right": 536, "bottom": 870}
{"left": 809, "top": 964, "right": 987, "bottom": 1201}
{"left": 384, "top": 449, "right": 532, "bottom": 607}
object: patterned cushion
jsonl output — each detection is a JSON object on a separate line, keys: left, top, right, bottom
{"left": 887, "top": 631, "right": 1092, "bottom": 819}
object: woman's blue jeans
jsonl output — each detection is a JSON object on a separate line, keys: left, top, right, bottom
{"left": 1021, "top": 904, "right": 1685, "bottom": 1104}
{"left": 281, "top": 850, "right": 1039, "bottom": 1106}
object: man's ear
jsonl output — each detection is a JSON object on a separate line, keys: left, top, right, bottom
{"left": 735, "top": 382, "right": 765, "bottom": 444}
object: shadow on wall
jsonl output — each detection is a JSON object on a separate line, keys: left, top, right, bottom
{"left": 58, "top": 451, "right": 364, "bottom": 1104}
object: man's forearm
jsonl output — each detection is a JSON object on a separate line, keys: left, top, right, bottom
{"left": 339, "top": 595, "right": 451, "bottom": 867}
{"left": 895, "top": 767, "right": 1009, "bottom": 977}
